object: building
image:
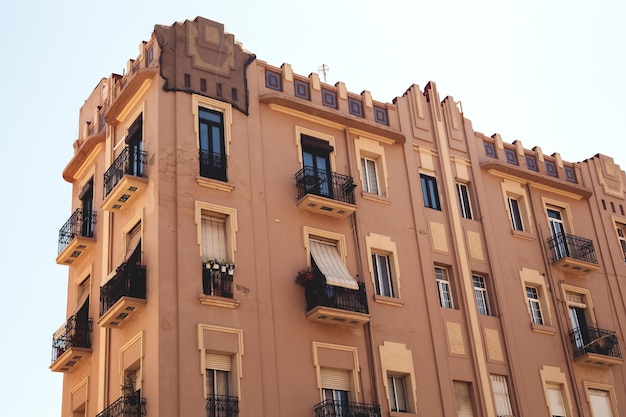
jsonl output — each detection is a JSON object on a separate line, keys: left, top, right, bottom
{"left": 51, "top": 16, "right": 626, "bottom": 417}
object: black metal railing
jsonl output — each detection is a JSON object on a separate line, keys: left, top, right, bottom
{"left": 57, "top": 208, "right": 97, "bottom": 254}
{"left": 295, "top": 166, "right": 356, "bottom": 204}
{"left": 206, "top": 395, "right": 239, "bottom": 417}
{"left": 96, "top": 390, "right": 146, "bottom": 417}
{"left": 547, "top": 232, "right": 598, "bottom": 264}
{"left": 569, "top": 326, "right": 622, "bottom": 359}
{"left": 313, "top": 400, "right": 381, "bottom": 417}
{"left": 51, "top": 315, "right": 92, "bottom": 363}
{"left": 199, "top": 149, "right": 227, "bottom": 182}
{"left": 303, "top": 272, "right": 368, "bottom": 314}
{"left": 103, "top": 147, "right": 148, "bottom": 197}
{"left": 100, "top": 262, "right": 147, "bottom": 317}
{"left": 202, "top": 266, "right": 234, "bottom": 298}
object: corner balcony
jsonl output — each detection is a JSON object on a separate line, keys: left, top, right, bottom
{"left": 313, "top": 400, "right": 381, "bottom": 417}
{"left": 295, "top": 167, "right": 356, "bottom": 219}
{"left": 547, "top": 232, "right": 600, "bottom": 274}
{"left": 96, "top": 390, "right": 146, "bottom": 417}
{"left": 102, "top": 148, "right": 148, "bottom": 212}
{"left": 56, "top": 209, "right": 97, "bottom": 265}
{"left": 569, "top": 327, "right": 622, "bottom": 367}
{"left": 50, "top": 315, "right": 92, "bottom": 373}
{"left": 98, "top": 262, "right": 146, "bottom": 328}
{"left": 302, "top": 275, "right": 369, "bottom": 328}
{"left": 206, "top": 395, "right": 239, "bottom": 417}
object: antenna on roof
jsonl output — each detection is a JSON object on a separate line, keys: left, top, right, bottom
{"left": 318, "top": 64, "right": 330, "bottom": 83}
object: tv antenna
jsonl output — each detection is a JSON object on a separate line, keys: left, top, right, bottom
{"left": 318, "top": 64, "right": 330, "bottom": 83}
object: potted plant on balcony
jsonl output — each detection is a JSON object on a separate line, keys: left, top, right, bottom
{"left": 227, "top": 263, "right": 236, "bottom": 276}
{"left": 296, "top": 267, "right": 314, "bottom": 285}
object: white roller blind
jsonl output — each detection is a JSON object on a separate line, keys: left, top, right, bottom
{"left": 490, "top": 375, "right": 513, "bottom": 417}
{"left": 547, "top": 386, "right": 566, "bottom": 417}
{"left": 321, "top": 368, "right": 350, "bottom": 391}
{"left": 309, "top": 240, "right": 358, "bottom": 290}
{"left": 206, "top": 353, "right": 232, "bottom": 371}
{"left": 454, "top": 381, "right": 474, "bottom": 417}
{"left": 202, "top": 216, "right": 227, "bottom": 261}
{"left": 589, "top": 389, "right": 613, "bottom": 417}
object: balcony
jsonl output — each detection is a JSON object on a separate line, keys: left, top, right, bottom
{"left": 96, "top": 390, "right": 146, "bottom": 417}
{"left": 313, "top": 400, "right": 381, "bottom": 417}
{"left": 569, "top": 326, "right": 623, "bottom": 367}
{"left": 206, "top": 395, "right": 239, "bottom": 417}
{"left": 98, "top": 262, "right": 147, "bottom": 328}
{"left": 547, "top": 232, "right": 600, "bottom": 274}
{"left": 50, "top": 315, "right": 92, "bottom": 373}
{"left": 295, "top": 167, "right": 356, "bottom": 219}
{"left": 56, "top": 209, "right": 97, "bottom": 265}
{"left": 302, "top": 274, "right": 369, "bottom": 328}
{"left": 199, "top": 263, "right": 240, "bottom": 308}
{"left": 102, "top": 148, "right": 148, "bottom": 212}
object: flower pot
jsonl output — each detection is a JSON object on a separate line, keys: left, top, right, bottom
{"left": 228, "top": 269, "right": 235, "bottom": 276}
{"left": 212, "top": 263, "right": 220, "bottom": 270}
{"left": 221, "top": 265, "right": 227, "bottom": 272}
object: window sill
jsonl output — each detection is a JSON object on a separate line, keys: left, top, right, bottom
{"left": 198, "top": 294, "right": 239, "bottom": 308}
{"left": 530, "top": 322, "right": 556, "bottom": 335}
{"left": 390, "top": 411, "right": 417, "bottom": 417}
{"left": 197, "top": 176, "right": 234, "bottom": 192}
{"left": 511, "top": 229, "right": 535, "bottom": 241}
{"left": 374, "top": 295, "right": 404, "bottom": 307}
{"left": 361, "top": 192, "right": 391, "bottom": 205}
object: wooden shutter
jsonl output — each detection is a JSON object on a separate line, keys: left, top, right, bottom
{"left": 205, "top": 353, "right": 232, "bottom": 372}
{"left": 454, "top": 381, "right": 474, "bottom": 417}
{"left": 320, "top": 368, "right": 350, "bottom": 391}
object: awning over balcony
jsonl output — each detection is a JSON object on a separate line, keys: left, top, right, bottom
{"left": 310, "top": 240, "right": 359, "bottom": 290}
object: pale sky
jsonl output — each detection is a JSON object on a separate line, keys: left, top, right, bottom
{"left": 1, "top": 1, "right": 625, "bottom": 416}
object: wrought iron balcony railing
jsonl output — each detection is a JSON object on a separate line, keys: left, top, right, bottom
{"left": 100, "top": 262, "right": 147, "bottom": 317}
{"left": 57, "top": 208, "right": 97, "bottom": 254}
{"left": 96, "top": 390, "right": 146, "bottom": 417}
{"left": 199, "top": 149, "right": 227, "bottom": 181}
{"left": 303, "top": 274, "right": 369, "bottom": 315}
{"left": 295, "top": 166, "right": 356, "bottom": 204}
{"left": 51, "top": 315, "right": 92, "bottom": 363}
{"left": 547, "top": 232, "right": 598, "bottom": 264}
{"left": 103, "top": 147, "right": 148, "bottom": 198}
{"left": 313, "top": 400, "right": 381, "bottom": 417}
{"left": 202, "top": 266, "right": 234, "bottom": 298}
{"left": 569, "top": 326, "right": 622, "bottom": 359}
{"left": 206, "top": 395, "right": 239, "bottom": 417}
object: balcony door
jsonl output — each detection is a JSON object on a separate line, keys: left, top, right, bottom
{"left": 79, "top": 178, "right": 94, "bottom": 237}
{"left": 126, "top": 115, "right": 143, "bottom": 177}
{"left": 302, "top": 135, "right": 333, "bottom": 198}
{"left": 321, "top": 367, "right": 350, "bottom": 417}
{"left": 548, "top": 208, "right": 568, "bottom": 259}
{"left": 568, "top": 295, "right": 590, "bottom": 351}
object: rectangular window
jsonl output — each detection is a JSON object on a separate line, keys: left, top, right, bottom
{"left": 490, "top": 375, "right": 514, "bottom": 417}
{"left": 361, "top": 157, "right": 380, "bottom": 194}
{"left": 372, "top": 252, "right": 394, "bottom": 297}
{"left": 526, "top": 286, "right": 544, "bottom": 325}
{"left": 201, "top": 214, "right": 233, "bottom": 298}
{"left": 616, "top": 223, "right": 626, "bottom": 262}
{"left": 421, "top": 174, "right": 441, "bottom": 210}
{"left": 508, "top": 196, "right": 524, "bottom": 231}
{"left": 453, "top": 381, "right": 474, "bottom": 417}
{"left": 205, "top": 352, "right": 238, "bottom": 417}
{"left": 199, "top": 107, "right": 227, "bottom": 181}
{"left": 472, "top": 274, "right": 490, "bottom": 316}
{"left": 202, "top": 215, "right": 228, "bottom": 262}
{"left": 589, "top": 389, "right": 614, "bottom": 417}
{"left": 387, "top": 374, "right": 408, "bottom": 413}
{"left": 321, "top": 368, "right": 351, "bottom": 417}
{"left": 547, "top": 385, "right": 566, "bottom": 417}
{"left": 456, "top": 183, "right": 473, "bottom": 219}
{"left": 435, "top": 266, "right": 454, "bottom": 309}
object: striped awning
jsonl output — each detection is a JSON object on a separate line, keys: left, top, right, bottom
{"left": 310, "top": 240, "right": 359, "bottom": 290}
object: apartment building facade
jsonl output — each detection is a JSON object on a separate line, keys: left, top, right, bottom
{"left": 51, "top": 16, "right": 626, "bottom": 417}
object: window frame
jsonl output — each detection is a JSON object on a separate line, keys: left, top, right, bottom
{"left": 360, "top": 156, "right": 380, "bottom": 195}
{"left": 420, "top": 173, "right": 442, "bottom": 211}
{"left": 387, "top": 374, "right": 409, "bottom": 413}
{"left": 472, "top": 274, "right": 491, "bottom": 316}
{"left": 366, "top": 233, "right": 402, "bottom": 303}
{"left": 526, "top": 285, "right": 544, "bottom": 325}
{"left": 372, "top": 252, "right": 394, "bottom": 298}
{"left": 456, "top": 182, "right": 473, "bottom": 220}
{"left": 489, "top": 374, "right": 514, "bottom": 417}
{"left": 507, "top": 196, "right": 524, "bottom": 231}
{"left": 435, "top": 266, "right": 454, "bottom": 309}
{"left": 615, "top": 221, "right": 626, "bottom": 262}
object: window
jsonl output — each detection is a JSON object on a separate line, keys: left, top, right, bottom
{"left": 435, "top": 267, "right": 454, "bottom": 309}
{"left": 547, "top": 207, "right": 568, "bottom": 260}
{"left": 387, "top": 374, "right": 408, "bottom": 413}
{"left": 126, "top": 114, "right": 144, "bottom": 178}
{"left": 372, "top": 253, "right": 394, "bottom": 297}
{"left": 79, "top": 177, "right": 95, "bottom": 237}
{"left": 616, "top": 223, "right": 626, "bottom": 262}
{"left": 301, "top": 135, "right": 334, "bottom": 198}
{"left": 472, "top": 274, "right": 490, "bottom": 316}
{"left": 508, "top": 197, "right": 524, "bottom": 231}
{"left": 205, "top": 353, "right": 238, "bottom": 417}
{"left": 421, "top": 174, "right": 441, "bottom": 210}
{"left": 321, "top": 368, "right": 351, "bottom": 417}
{"left": 202, "top": 214, "right": 232, "bottom": 297}
{"left": 547, "top": 385, "right": 567, "bottom": 417}
{"left": 361, "top": 157, "right": 380, "bottom": 194}
{"left": 198, "top": 107, "right": 227, "bottom": 181}
{"left": 453, "top": 381, "right": 474, "bottom": 417}
{"left": 456, "top": 183, "right": 473, "bottom": 219}
{"left": 490, "top": 375, "right": 514, "bottom": 417}
{"left": 526, "top": 286, "right": 544, "bottom": 325}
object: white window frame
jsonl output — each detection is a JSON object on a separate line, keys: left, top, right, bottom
{"left": 372, "top": 252, "right": 394, "bottom": 297}
{"left": 616, "top": 222, "right": 626, "bottom": 262}
{"left": 361, "top": 156, "right": 380, "bottom": 195}
{"left": 526, "top": 285, "right": 544, "bottom": 325}
{"left": 387, "top": 374, "right": 408, "bottom": 413}
{"left": 472, "top": 274, "right": 490, "bottom": 316}
{"left": 456, "top": 182, "right": 473, "bottom": 220}
{"left": 435, "top": 266, "right": 454, "bottom": 309}
{"left": 508, "top": 196, "right": 524, "bottom": 231}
